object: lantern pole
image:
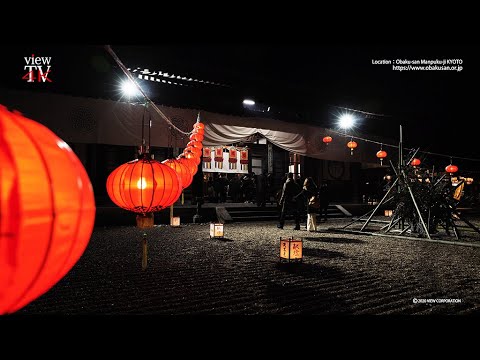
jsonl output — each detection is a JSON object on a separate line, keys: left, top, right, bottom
{"left": 142, "top": 232, "right": 148, "bottom": 270}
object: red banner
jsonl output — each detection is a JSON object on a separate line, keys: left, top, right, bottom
{"left": 202, "top": 147, "right": 211, "bottom": 161}
{"left": 214, "top": 147, "right": 223, "bottom": 162}
{"left": 240, "top": 149, "right": 248, "bottom": 164}
{"left": 228, "top": 148, "right": 237, "bottom": 163}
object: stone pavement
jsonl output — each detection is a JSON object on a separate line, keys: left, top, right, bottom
{"left": 16, "top": 218, "right": 480, "bottom": 315}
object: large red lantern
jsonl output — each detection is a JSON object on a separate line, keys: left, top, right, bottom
{"left": 322, "top": 136, "right": 332, "bottom": 145}
{"left": 162, "top": 158, "right": 193, "bottom": 189}
{"left": 347, "top": 140, "right": 357, "bottom": 155}
{"left": 0, "top": 106, "right": 96, "bottom": 315}
{"left": 411, "top": 158, "right": 421, "bottom": 167}
{"left": 376, "top": 150, "right": 387, "bottom": 165}
{"left": 106, "top": 154, "right": 182, "bottom": 214}
{"left": 445, "top": 164, "right": 458, "bottom": 175}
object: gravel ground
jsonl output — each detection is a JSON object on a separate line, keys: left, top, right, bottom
{"left": 16, "top": 218, "right": 480, "bottom": 315}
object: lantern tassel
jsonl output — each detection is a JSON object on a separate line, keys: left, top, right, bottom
{"left": 142, "top": 233, "right": 148, "bottom": 271}
{"left": 181, "top": 191, "right": 184, "bottom": 205}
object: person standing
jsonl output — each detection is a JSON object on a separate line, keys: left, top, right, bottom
{"left": 277, "top": 173, "right": 302, "bottom": 230}
{"left": 296, "top": 177, "right": 319, "bottom": 231}
{"left": 256, "top": 171, "right": 267, "bottom": 207}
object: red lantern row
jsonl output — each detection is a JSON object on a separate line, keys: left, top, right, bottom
{"left": 106, "top": 121, "right": 205, "bottom": 215}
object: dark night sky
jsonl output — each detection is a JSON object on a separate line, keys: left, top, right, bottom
{"left": 1, "top": 43, "right": 479, "bottom": 168}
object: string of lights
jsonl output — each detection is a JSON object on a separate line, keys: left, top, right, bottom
{"left": 104, "top": 45, "right": 193, "bottom": 136}
{"left": 328, "top": 128, "right": 480, "bottom": 162}
{"left": 127, "top": 67, "right": 230, "bottom": 88}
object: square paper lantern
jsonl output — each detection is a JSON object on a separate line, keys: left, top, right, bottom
{"left": 279, "top": 237, "right": 303, "bottom": 262}
{"left": 384, "top": 209, "right": 393, "bottom": 217}
{"left": 210, "top": 223, "right": 224, "bottom": 238}
{"left": 171, "top": 216, "right": 181, "bottom": 227}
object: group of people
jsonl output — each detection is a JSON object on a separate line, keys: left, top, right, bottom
{"left": 206, "top": 172, "right": 274, "bottom": 206}
{"left": 277, "top": 173, "right": 329, "bottom": 231}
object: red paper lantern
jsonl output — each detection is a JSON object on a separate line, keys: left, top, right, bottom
{"left": 445, "top": 164, "right": 458, "bottom": 174}
{"left": 184, "top": 146, "right": 202, "bottom": 158}
{"left": 347, "top": 141, "right": 357, "bottom": 149}
{"left": 0, "top": 106, "right": 95, "bottom": 315}
{"left": 376, "top": 150, "right": 387, "bottom": 165}
{"left": 347, "top": 140, "right": 357, "bottom": 155}
{"left": 411, "top": 158, "right": 421, "bottom": 166}
{"left": 187, "top": 140, "right": 203, "bottom": 149}
{"left": 376, "top": 150, "right": 387, "bottom": 159}
{"left": 190, "top": 133, "right": 204, "bottom": 142}
{"left": 193, "top": 128, "right": 204, "bottom": 137}
{"left": 162, "top": 158, "right": 193, "bottom": 189}
{"left": 106, "top": 154, "right": 182, "bottom": 214}
{"left": 322, "top": 136, "right": 332, "bottom": 144}
{"left": 177, "top": 155, "right": 198, "bottom": 176}
{"left": 194, "top": 122, "right": 205, "bottom": 131}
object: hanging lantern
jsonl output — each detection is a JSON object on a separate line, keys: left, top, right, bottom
{"left": 184, "top": 145, "right": 202, "bottom": 158}
{"left": 183, "top": 149, "right": 200, "bottom": 165}
{"left": 187, "top": 140, "right": 203, "bottom": 150}
{"left": 194, "top": 122, "right": 205, "bottom": 131}
{"left": 465, "top": 177, "right": 474, "bottom": 185}
{"left": 190, "top": 133, "right": 204, "bottom": 142}
{"left": 202, "top": 147, "right": 212, "bottom": 169}
{"left": 445, "top": 164, "right": 458, "bottom": 175}
{"left": 279, "top": 237, "right": 303, "bottom": 263}
{"left": 376, "top": 150, "right": 387, "bottom": 165}
{"left": 161, "top": 158, "right": 193, "bottom": 189}
{"left": 214, "top": 147, "right": 224, "bottom": 169}
{"left": 347, "top": 140, "right": 357, "bottom": 155}
{"left": 322, "top": 136, "right": 332, "bottom": 145}
{"left": 411, "top": 158, "right": 421, "bottom": 167}
{"left": 240, "top": 149, "right": 249, "bottom": 170}
{"left": 228, "top": 147, "right": 237, "bottom": 170}
{"left": 193, "top": 128, "right": 204, "bottom": 137}
{"left": 177, "top": 155, "right": 198, "bottom": 176}
{"left": 0, "top": 106, "right": 96, "bottom": 315}
{"left": 106, "top": 153, "right": 182, "bottom": 215}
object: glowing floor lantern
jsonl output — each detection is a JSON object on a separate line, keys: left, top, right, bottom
{"left": 279, "top": 237, "right": 303, "bottom": 262}
{"left": 0, "top": 105, "right": 96, "bottom": 315}
{"left": 106, "top": 153, "right": 182, "bottom": 227}
{"left": 171, "top": 216, "right": 181, "bottom": 227}
{"left": 210, "top": 223, "right": 225, "bottom": 239}
{"left": 384, "top": 209, "right": 394, "bottom": 217}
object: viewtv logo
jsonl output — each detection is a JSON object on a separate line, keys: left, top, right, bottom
{"left": 22, "top": 54, "right": 52, "bottom": 82}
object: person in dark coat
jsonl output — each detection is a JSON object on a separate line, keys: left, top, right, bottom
{"left": 256, "top": 171, "right": 267, "bottom": 207}
{"left": 277, "top": 173, "right": 302, "bottom": 230}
